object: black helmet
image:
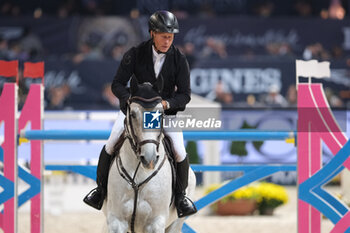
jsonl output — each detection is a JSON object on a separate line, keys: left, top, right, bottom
{"left": 148, "top": 10, "right": 179, "bottom": 34}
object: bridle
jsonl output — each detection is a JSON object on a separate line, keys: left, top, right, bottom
{"left": 124, "top": 96, "right": 164, "bottom": 157}
{"left": 117, "top": 95, "right": 167, "bottom": 233}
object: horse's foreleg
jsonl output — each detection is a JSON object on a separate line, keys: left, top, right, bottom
{"left": 107, "top": 213, "right": 128, "bottom": 233}
{"left": 145, "top": 216, "right": 166, "bottom": 233}
{"left": 165, "top": 218, "right": 185, "bottom": 233}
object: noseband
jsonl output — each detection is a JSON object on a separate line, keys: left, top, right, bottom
{"left": 125, "top": 96, "right": 163, "bottom": 156}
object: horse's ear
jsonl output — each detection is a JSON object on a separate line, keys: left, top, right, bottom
{"left": 130, "top": 74, "right": 139, "bottom": 95}
{"left": 153, "top": 74, "right": 164, "bottom": 93}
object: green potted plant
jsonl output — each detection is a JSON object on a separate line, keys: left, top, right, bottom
{"left": 255, "top": 182, "right": 289, "bottom": 215}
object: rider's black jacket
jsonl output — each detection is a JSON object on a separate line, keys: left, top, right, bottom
{"left": 111, "top": 39, "right": 191, "bottom": 115}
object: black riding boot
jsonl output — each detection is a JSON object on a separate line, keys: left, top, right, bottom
{"left": 175, "top": 156, "right": 197, "bottom": 218}
{"left": 83, "top": 145, "right": 112, "bottom": 210}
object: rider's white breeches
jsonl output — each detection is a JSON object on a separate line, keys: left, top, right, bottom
{"left": 105, "top": 111, "right": 187, "bottom": 162}
{"left": 105, "top": 111, "right": 125, "bottom": 155}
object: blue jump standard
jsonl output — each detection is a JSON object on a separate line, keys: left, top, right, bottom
{"left": 22, "top": 130, "right": 295, "bottom": 141}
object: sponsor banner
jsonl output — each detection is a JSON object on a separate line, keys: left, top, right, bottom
{"left": 0, "top": 59, "right": 348, "bottom": 110}
{"left": 0, "top": 60, "right": 120, "bottom": 110}
{"left": 0, "top": 16, "right": 349, "bottom": 109}
{"left": 0, "top": 16, "right": 141, "bottom": 56}
{"left": 1, "top": 16, "right": 350, "bottom": 57}
{"left": 174, "top": 17, "right": 350, "bottom": 54}
{"left": 190, "top": 59, "right": 350, "bottom": 102}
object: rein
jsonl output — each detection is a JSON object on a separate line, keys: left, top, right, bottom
{"left": 118, "top": 95, "right": 166, "bottom": 233}
{"left": 116, "top": 150, "right": 167, "bottom": 233}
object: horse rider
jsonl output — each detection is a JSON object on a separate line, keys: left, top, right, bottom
{"left": 83, "top": 10, "right": 197, "bottom": 218}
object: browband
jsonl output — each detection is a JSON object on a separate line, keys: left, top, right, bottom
{"left": 128, "top": 96, "right": 162, "bottom": 103}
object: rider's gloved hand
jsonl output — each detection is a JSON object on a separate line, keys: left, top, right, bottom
{"left": 162, "top": 100, "right": 170, "bottom": 110}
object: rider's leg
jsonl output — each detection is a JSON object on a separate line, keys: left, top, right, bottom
{"left": 164, "top": 129, "right": 197, "bottom": 218}
{"left": 83, "top": 111, "right": 125, "bottom": 210}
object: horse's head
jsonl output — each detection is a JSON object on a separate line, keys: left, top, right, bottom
{"left": 125, "top": 75, "right": 164, "bottom": 169}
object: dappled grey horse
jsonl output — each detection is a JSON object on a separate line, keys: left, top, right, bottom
{"left": 102, "top": 78, "right": 196, "bottom": 233}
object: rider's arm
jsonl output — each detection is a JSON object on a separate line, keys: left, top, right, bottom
{"left": 111, "top": 48, "right": 136, "bottom": 112}
{"left": 165, "top": 53, "right": 191, "bottom": 112}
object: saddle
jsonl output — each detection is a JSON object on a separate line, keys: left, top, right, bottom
{"left": 112, "top": 131, "right": 177, "bottom": 204}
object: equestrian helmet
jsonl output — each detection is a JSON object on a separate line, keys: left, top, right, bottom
{"left": 148, "top": 10, "right": 179, "bottom": 34}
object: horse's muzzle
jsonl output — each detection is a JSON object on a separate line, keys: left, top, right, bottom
{"left": 140, "top": 154, "right": 160, "bottom": 169}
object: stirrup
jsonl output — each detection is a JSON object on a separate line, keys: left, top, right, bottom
{"left": 176, "top": 195, "right": 197, "bottom": 218}
{"left": 83, "top": 187, "right": 104, "bottom": 210}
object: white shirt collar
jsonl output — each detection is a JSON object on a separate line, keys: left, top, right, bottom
{"left": 152, "top": 45, "right": 166, "bottom": 60}
{"left": 152, "top": 45, "right": 166, "bottom": 78}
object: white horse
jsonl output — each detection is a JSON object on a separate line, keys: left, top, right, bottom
{"left": 102, "top": 80, "right": 196, "bottom": 233}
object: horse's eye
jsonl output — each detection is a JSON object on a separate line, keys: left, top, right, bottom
{"left": 130, "top": 111, "right": 136, "bottom": 118}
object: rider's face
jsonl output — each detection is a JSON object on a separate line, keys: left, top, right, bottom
{"left": 151, "top": 31, "right": 174, "bottom": 53}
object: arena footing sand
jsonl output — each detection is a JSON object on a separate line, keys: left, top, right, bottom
{"left": 13, "top": 186, "right": 338, "bottom": 233}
